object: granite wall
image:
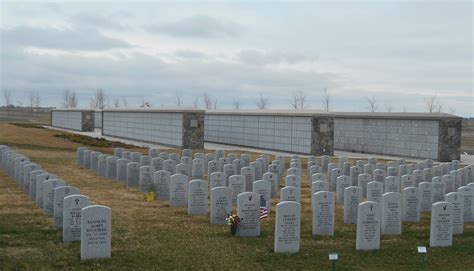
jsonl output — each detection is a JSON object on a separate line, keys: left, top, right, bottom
{"left": 438, "top": 118, "right": 462, "bottom": 162}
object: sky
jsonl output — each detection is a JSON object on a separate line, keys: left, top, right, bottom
{"left": 1, "top": 0, "right": 473, "bottom": 116}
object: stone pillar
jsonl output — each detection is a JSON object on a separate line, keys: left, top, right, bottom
{"left": 438, "top": 118, "right": 462, "bottom": 162}
{"left": 311, "top": 115, "right": 335, "bottom": 156}
{"left": 81, "top": 111, "right": 95, "bottom": 132}
{"left": 182, "top": 111, "right": 205, "bottom": 149}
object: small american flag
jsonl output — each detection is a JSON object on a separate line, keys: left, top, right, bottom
{"left": 260, "top": 195, "right": 268, "bottom": 219}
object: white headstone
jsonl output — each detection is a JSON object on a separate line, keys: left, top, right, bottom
{"left": 63, "top": 195, "right": 90, "bottom": 242}
{"left": 140, "top": 155, "right": 152, "bottom": 167}
{"left": 457, "top": 186, "right": 474, "bottom": 222}
{"left": 229, "top": 175, "right": 246, "bottom": 204}
{"left": 53, "top": 186, "right": 80, "bottom": 229}
{"left": 280, "top": 186, "right": 301, "bottom": 203}
{"left": 241, "top": 166, "right": 255, "bottom": 192}
{"left": 36, "top": 173, "right": 56, "bottom": 208}
{"left": 285, "top": 174, "right": 301, "bottom": 188}
{"left": 400, "top": 174, "right": 415, "bottom": 190}
{"left": 429, "top": 202, "right": 454, "bottom": 247}
{"left": 312, "top": 191, "right": 334, "bottom": 236}
{"left": 97, "top": 154, "right": 108, "bottom": 177}
{"left": 350, "top": 166, "right": 363, "bottom": 186}
{"left": 367, "top": 181, "right": 384, "bottom": 203}
{"left": 274, "top": 201, "right": 301, "bottom": 253}
{"left": 43, "top": 179, "right": 65, "bottom": 217}
{"left": 356, "top": 201, "right": 381, "bottom": 250}
{"left": 384, "top": 176, "right": 400, "bottom": 193}
{"left": 154, "top": 170, "right": 171, "bottom": 200}
{"left": 358, "top": 173, "right": 372, "bottom": 198}
{"left": 443, "top": 174, "right": 456, "bottom": 193}
{"left": 419, "top": 182, "right": 433, "bottom": 212}
{"left": 402, "top": 187, "right": 421, "bottom": 222}
{"left": 344, "top": 186, "right": 363, "bottom": 224}
{"left": 253, "top": 180, "right": 271, "bottom": 213}
{"left": 336, "top": 176, "right": 351, "bottom": 203}
{"left": 126, "top": 162, "right": 140, "bottom": 187}
{"left": 163, "top": 159, "right": 177, "bottom": 175}
{"left": 432, "top": 177, "right": 446, "bottom": 203}
{"left": 29, "top": 169, "right": 46, "bottom": 200}
{"left": 90, "top": 151, "right": 101, "bottom": 172}
{"left": 139, "top": 166, "right": 155, "bottom": 193}
{"left": 445, "top": 192, "right": 464, "bottom": 234}
{"left": 263, "top": 172, "right": 278, "bottom": 198}
{"left": 381, "top": 192, "right": 402, "bottom": 235}
{"left": 81, "top": 205, "right": 112, "bottom": 260}
{"left": 210, "top": 187, "right": 233, "bottom": 225}
{"left": 152, "top": 157, "right": 164, "bottom": 172}
{"left": 236, "top": 192, "right": 260, "bottom": 237}
{"left": 210, "top": 172, "right": 226, "bottom": 188}
{"left": 188, "top": 180, "right": 208, "bottom": 215}
{"left": 169, "top": 174, "right": 188, "bottom": 207}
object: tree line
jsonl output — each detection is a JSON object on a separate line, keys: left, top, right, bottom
{"left": 1, "top": 88, "right": 455, "bottom": 114}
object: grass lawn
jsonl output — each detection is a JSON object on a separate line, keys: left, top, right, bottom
{"left": 0, "top": 123, "right": 473, "bottom": 270}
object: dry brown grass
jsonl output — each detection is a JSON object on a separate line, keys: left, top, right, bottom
{"left": 0, "top": 124, "right": 473, "bottom": 270}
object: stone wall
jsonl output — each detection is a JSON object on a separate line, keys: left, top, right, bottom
{"left": 311, "top": 116, "right": 334, "bottom": 156}
{"left": 102, "top": 108, "right": 205, "bottom": 149}
{"left": 81, "top": 111, "right": 95, "bottom": 132}
{"left": 333, "top": 113, "right": 462, "bottom": 161}
{"left": 438, "top": 118, "right": 462, "bottom": 162}
{"left": 204, "top": 110, "right": 335, "bottom": 155}
{"left": 51, "top": 109, "right": 95, "bottom": 132}
{"left": 182, "top": 112, "right": 205, "bottom": 149}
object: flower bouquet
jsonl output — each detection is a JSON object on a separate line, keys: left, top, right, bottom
{"left": 226, "top": 212, "right": 241, "bottom": 236}
{"left": 145, "top": 183, "right": 156, "bottom": 202}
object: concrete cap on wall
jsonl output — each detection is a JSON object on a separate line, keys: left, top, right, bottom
{"left": 333, "top": 112, "right": 462, "bottom": 120}
{"left": 206, "top": 109, "right": 334, "bottom": 117}
{"left": 102, "top": 107, "right": 205, "bottom": 113}
{"left": 51, "top": 108, "right": 95, "bottom": 113}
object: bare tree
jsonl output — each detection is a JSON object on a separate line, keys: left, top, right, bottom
{"left": 139, "top": 95, "right": 151, "bottom": 107}
{"left": 90, "top": 88, "right": 107, "bottom": 109}
{"left": 192, "top": 97, "right": 200, "bottom": 108}
{"left": 403, "top": 106, "right": 408, "bottom": 113}
{"left": 67, "top": 91, "right": 78, "bottom": 108}
{"left": 213, "top": 98, "right": 218, "bottom": 109}
{"left": 28, "top": 91, "right": 35, "bottom": 110}
{"left": 448, "top": 107, "right": 456, "bottom": 115}
{"left": 175, "top": 92, "right": 182, "bottom": 107}
{"left": 3, "top": 89, "right": 12, "bottom": 107}
{"left": 62, "top": 89, "right": 71, "bottom": 108}
{"left": 424, "top": 94, "right": 442, "bottom": 113}
{"left": 255, "top": 93, "right": 269, "bottom": 110}
{"left": 385, "top": 103, "right": 394, "bottom": 113}
{"left": 290, "top": 90, "right": 308, "bottom": 110}
{"left": 34, "top": 92, "right": 41, "bottom": 108}
{"left": 203, "top": 93, "right": 212, "bottom": 109}
{"left": 321, "top": 88, "right": 331, "bottom": 112}
{"left": 366, "top": 95, "right": 378, "bottom": 112}
{"left": 232, "top": 99, "right": 240, "bottom": 110}
{"left": 121, "top": 96, "right": 128, "bottom": 107}
{"left": 113, "top": 98, "right": 120, "bottom": 108}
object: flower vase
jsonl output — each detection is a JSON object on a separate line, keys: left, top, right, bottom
{"left": 231, "top": 225, "right": 237, "bottom": 236}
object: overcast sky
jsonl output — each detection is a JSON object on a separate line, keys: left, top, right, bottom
{"left": 1, "top": 1, "right": 472, "bottom": 116}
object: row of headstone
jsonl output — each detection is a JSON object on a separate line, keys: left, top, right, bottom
{"left": 75, "top": 147, "right": 474, "bottom": 253}
{"left": 1, "top": 145, "right": 112, "bottom": 260}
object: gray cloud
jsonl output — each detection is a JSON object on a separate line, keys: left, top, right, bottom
{"left": 147, "top": 15, "right": 241, "bottom": 38}
{"left": 0, "top": 47, "right": 335, "bottom": 108}
{"left": 173, "top": 49, "right": 208, "bottom": 59}
{"left": 238, "top": 50, "right": 319, "bottom": 66}
{"left": 2, "top": 26, "right": 131, "bottom": 51}
{"left": 69, "top": 13, "right": 126, "bottom": 30}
